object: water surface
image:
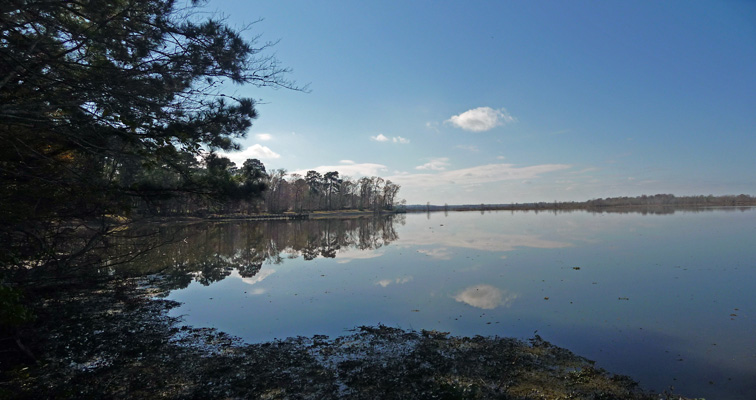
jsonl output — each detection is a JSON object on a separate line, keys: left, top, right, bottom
{"left": 156, "top": 209, "right": 756, "bottom": 399}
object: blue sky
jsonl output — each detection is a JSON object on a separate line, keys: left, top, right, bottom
{"left": 206, "top": 0, "right": 756, "bottom": 205}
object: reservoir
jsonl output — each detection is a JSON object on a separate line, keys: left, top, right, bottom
{"left": 155, "top": 208, "right": 756, "bottom": 399}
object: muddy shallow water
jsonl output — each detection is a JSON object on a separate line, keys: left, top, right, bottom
{"left": 156, "top": 209, "right": 756, "bottom": 399}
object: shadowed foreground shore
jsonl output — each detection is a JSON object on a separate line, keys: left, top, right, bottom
{"left": 1, "top": 278, "right": 693, "bottom": 400}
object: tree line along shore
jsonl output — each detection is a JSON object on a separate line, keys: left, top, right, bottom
{"left": 409, "top": 194, "right": 756, "bottom": 213}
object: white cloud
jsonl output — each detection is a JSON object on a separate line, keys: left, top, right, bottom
{"left": 220, "top": 144, "right": 281, "bottom": 166}
{"left": 416, "top": 157, "right": 450, "bottom": 171}
{"left": 446, "top": 107, "right": 515, "bottom": 132}
{"left": 393, "top": 163, "right": 571, "bottom": 188}
{"left": 245, "top": 144, "right": 280, "bottom": 159}
{"left": 372, "top": 134, "right": 410, "bottom": 144}
{"left": 454, "top": 284, "right": 518, "bottom": 309}
{"left": 256, "top": 133, "right": 272, "bottom": 141}
{"left": 292, "top": 162, "right": 388, "bottom": 178}
{"left": 340, "top": 160, "right": 355, "bottom": 165}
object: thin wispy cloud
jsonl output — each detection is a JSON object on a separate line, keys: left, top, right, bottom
{"left": 456, "top": 145, "right": 479, "bottom": 152}
{"left": 372, "top": 134, "right": 410, "bottom": 144}
{"left": 394, "top": 163, "right": 571, "bottom": 188}
{"left": 571, "top": 167, "right": 599, "bottom": 174}
{"left": 416, "top": 157, "right": 450, "bottom": 171}
{"left": 446, "top": 107, "right": 515, "bottom": 132}
{"left": 292, "top": 162, "right": 388, "bottom": 178}
{"left": 425, "top": 121, "right": 440, "bottom": 132}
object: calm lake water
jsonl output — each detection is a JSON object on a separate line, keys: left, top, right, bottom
{"left": 156, "top": 209, "right": 756, "bottom": 399}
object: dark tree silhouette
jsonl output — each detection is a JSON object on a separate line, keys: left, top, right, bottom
{"left": 0, "top": 0, "right": 299, "bottom": 275}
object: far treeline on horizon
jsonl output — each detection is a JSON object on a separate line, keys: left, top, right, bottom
{"left": 413, "top": 193, "right": 756, "bottom": 212}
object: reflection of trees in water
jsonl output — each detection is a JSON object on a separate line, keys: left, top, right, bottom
{"left": 112, "top": 216, "right": 399, "bottom": 292}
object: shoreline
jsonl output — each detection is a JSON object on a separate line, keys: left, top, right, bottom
{"left": 117, "top": 204, "right": 755, "bottom": 226}
{"left": 124, "top": 209, "right": 403, "bottom": 224}
{"left": 3, "top": 277, "right": 691, "bottom": 399}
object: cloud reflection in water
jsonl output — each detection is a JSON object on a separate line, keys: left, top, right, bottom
{"left": 417, "top": 247, "right": 453, "bottom": 260}
{"left": 335, "top": 248, "right": 384, "bottom": 264}
{"left": 403, "top": 231, "right": 570, "bottom": 253}
{"left": 238, "top": 268, "right": 275, "bottom": 286}
{"left": 376, "top": 276, "right": 414, "bottom": 287}
{"left": 454, "top": 284, "right": 518, "bottom": 309}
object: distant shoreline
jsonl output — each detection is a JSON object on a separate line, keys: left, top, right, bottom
{"left": 115, "top": 194, "right": 756, "bottom": 223}
{"left": 405, "top": 194, "right": 756, "bottom": 213}
{"left": 128, "top": 209, "right": 404, "bottom": 224}
{"left": 405, "top": 204, "right": 755, "bottom": 214}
